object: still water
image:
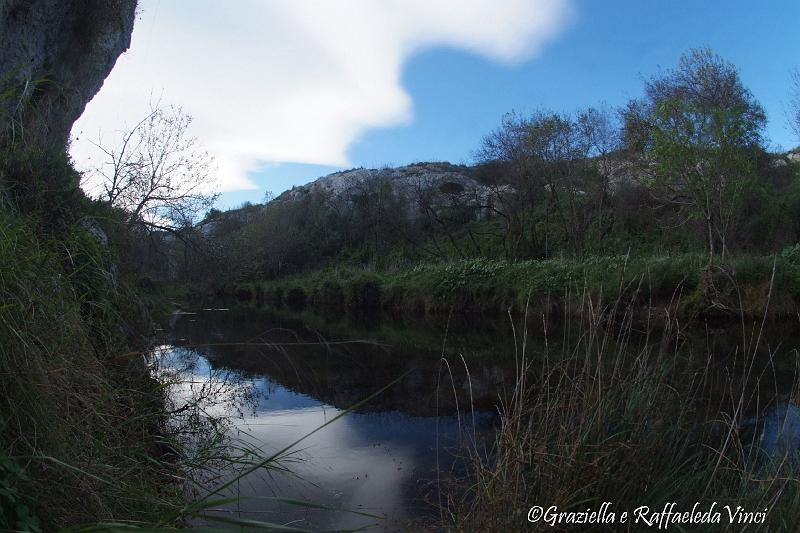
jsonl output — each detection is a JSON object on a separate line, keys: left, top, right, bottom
{"left": 156, "top": 306, "right": 800, "bottom": 531}
{"left": 157, "top": 307, "right": 516, "bottom": 530}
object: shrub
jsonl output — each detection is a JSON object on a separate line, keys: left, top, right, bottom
{"left": 319, "top": 279, "right": 345, "bottom": 309}
{"left": 285, "top": 286, "right": 307, "bottom": 310}
{"left": 347, "top": 273, "right": 382, "bottom": 309}
{"left": 0, "top": 145, "right": 82, "bottom": 233}
{"left": 235, "top": 286, "right": 253, "bottom": 302}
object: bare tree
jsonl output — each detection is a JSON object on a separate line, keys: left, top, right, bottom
{"left": 89, "top": 102, "right": 218, "bottom": 232}
{"left": 475, "top": 108, "right": 616, "bottom": 257}
{"left": 475, "top": 111, "right": 546, "bottom": 257}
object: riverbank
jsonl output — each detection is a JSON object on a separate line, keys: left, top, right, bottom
{"left": 0, "top": 149, "right": 180, "bottom": 530}
{"left": 228, "top": 252, "right": 800, "bottom": 323}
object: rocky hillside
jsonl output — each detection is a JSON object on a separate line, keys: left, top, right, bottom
{"left": 275, "top": 161, "right": 506, "bottom": 220}
{"left": 280, "top": 162, "right": 482, "bottom": 198}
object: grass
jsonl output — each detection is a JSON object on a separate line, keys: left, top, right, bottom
{"left": 440, "top": 271, "right": 800, "bottom": 532}
{"left": 0, "top": 207, "right": 183, "bottom": 530}
{"left": 210, "top": 254, "right": 800, "bottom": 531}
{"left": 232, "top": 252, "right": 800, "bottom": 321}
{"left": 0, "top": 140, "right": 421, "bottom": 531}
{"left": 0, "top": 144, "right": 220, "bottom": 531}
{"left": 36, "top": 255, "right": 795, "bottom": 531}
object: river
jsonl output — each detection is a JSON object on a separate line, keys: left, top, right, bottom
{"left": 156, "top": 307, "right": 521, "bottom": 530}
{"left": 155, "top": 305, "right": 800, "bottom": 531}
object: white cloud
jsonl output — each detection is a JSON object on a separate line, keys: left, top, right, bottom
{"left": 71, "top": 0, "right": 572, "bottom": 193}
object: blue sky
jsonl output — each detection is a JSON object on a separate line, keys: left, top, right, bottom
{"left": 220, "top": 0, "right": 800, "bottom": 209}
{"left": 353, "top": 0, "right": 800, "bottom": 160}
{"left": 71, "top": 1, "right": 800, "bottom": 211}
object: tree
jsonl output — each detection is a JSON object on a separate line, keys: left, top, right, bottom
{"left": 475, "top": 107, "right": 618, "bottom": 257}
{"left": 474, "top": 111, "right": 542, "bottom": 258}
{"left": 88, "top": 102, "right": 218, "bottom": 233}
{"left": 623, "top": 48, "right": 766, "bottom": 260}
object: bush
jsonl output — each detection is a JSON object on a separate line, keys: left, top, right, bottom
{"left": 235, "top": 286, "right": 253, "bottom": 302}
{"left": 0, "top": 145, "right": 83, "bottom": 233}
{"left": 346, "top": 273, "right": 382, "bottom": 309}
{"left": 319, "top": 279, "right": 345, "bottom": 309}
{"left": 285, "top": 286, "right": 307, "bottom": 310}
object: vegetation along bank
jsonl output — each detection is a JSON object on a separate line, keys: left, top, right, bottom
{"left": 155, "top": 49, "right": 800, "bottom": 330}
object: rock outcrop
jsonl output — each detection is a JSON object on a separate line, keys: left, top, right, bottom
{"left": 278, "top": 162, "right": 507, "bottom": 220}
{"left": 287, "top": 163, "right": 483, "bottom": 199}
{"left": 0, "top": 0, "right": 137, "bottom": 146}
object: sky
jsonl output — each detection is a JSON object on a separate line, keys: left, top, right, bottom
{"left": 71, "top": 0, "right": 800, "bottom": 211}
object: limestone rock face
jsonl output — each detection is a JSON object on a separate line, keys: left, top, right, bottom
{"left": 0, "top": 0, "right": 137, "bottom": 146}
{"left": 277, "top": 162, "right": 508, "bottom": 220}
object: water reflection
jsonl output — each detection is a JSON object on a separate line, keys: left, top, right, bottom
{"left": 167, "top": 308, "right": 520, "bottom": 416}
{"left": 154, "top": 343, "right": 257, "bottom": 421}
{"left": 225, "top": 400, "right": 482, "bottom": 530}
{"left": 740, "top": 402, "right": 800, "bottom": 469}
{"left": 759, "top": 403, "right": 800, "bottom": 458}
{"left": 159, "top": 306, "right": 800, "bottom": 530}
{"left": 159, "top": 309, "right": 498, "bottom": 530}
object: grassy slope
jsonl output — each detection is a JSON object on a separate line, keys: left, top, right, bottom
{"left": 0, "top": 154, "right": 178, "bottom": 530}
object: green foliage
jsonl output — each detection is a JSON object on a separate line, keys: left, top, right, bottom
{"left": 0, "top": 195, "right": 176, "bottom": 528}
{"left": 342, "top": 273, "right": 380, "bottom": 309}
{"left": 0, "top": 452, "right": 42, "bottom": 533}
{"left": 238, "top": 250, "right": 800, "bottom": 320}
{"left": 627, "top": 48, "right": 767, "bottom": 258}
{"left": 0, "top": 144, "right": 83, "bottom": 232}
{"left": 780, "top": 243, "right": 800, "bottom": 263}
{"left": 431, "top": 259, "right": 505, "bottom": 297}
{"left": 319, "top": 280, "right": 345, "bottom": 308}
{"left": 285, "top": 285, "right": 308, "bottom": 310}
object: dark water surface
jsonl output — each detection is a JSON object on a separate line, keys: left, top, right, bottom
{"left": 157, "top": 306, "right": 800, "bottom": 530}
{"left": 158, "top": 308, "right": 517, "bottom": 530}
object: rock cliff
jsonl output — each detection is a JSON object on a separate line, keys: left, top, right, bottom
{"left": 0, "top": 0, "right": 136, "bottom": 146}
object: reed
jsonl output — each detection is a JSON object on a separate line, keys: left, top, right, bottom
{"left": 444, "top": 269, "right": 800, "bottom": 531}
